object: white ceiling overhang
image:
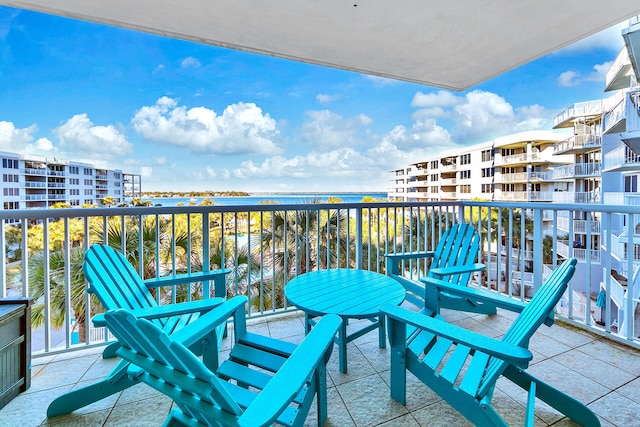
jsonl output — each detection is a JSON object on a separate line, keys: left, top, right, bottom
{"left": 2, "top": 1, "right": 640, "bottom": 91}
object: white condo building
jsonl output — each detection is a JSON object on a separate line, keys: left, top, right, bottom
{"left": 1, "top": 151, "right": 142, "bottom": 211}
{"left": 389, "top": 16, "right": 640, "bottom": 333}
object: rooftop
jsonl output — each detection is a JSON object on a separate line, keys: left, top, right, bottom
{"left": 3, "top": 303, "right": 639, "bottom": 426}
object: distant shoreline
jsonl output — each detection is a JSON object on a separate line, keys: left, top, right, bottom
{"left": 142, "top": 191, "right": 385, "bottom": 198}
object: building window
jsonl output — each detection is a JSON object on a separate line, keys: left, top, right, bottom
{"left": 430, "top": 174, "right": 438, "bottom": 182}
{"left": 3, "top": 174, "right": 18, "bottom": 182}
{"left": 70, "top": 178, "right": 79, "bottom": 185}
{"left": 460, "top": 170, "right": 471, "bottom": 179}
{"left": 84, "top": 168, "right": 92, "bottom": 175}
{"left": 482, "top": 184, "right": 494, "bottom": 193}
{"left": 3, "top": 188, "right": 19, "bottom": 196}
{"left": 430, "top": 186, "right": 438, "bottom": 193}
{"left": 84, "top": 189, "right": 93, "bottom": 195}
{"left": 84, "top": 179, "right": 93, "bottom": 185}
{"left": 430, "top": 160, "right": 438, "bottom": 169}
{"left": 482, "top": 167, "right": 494, "bottom": 178}
{"left": 481, "top": 149, "right": 494, "bottom": 162}
{"left": 624, "top": 175, "right": 638, "bottom": 193}
{"left": 3, "top": 201, "right": 19, "bottom": 210}
{"left": 460, "top": 154, "right": 471, "bottom": 165}
{"left": 459, "top": 185, "right": 471, "bottom": 193}
{"left": 2, "top": 158, "right": 18, "bottom": 169}
{"left": 69, "top": 166, "right": 79, "bottom": 174}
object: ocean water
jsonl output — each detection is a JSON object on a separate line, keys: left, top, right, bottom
{"left": 146, "top": 192, "right": 387, "bottom": 206}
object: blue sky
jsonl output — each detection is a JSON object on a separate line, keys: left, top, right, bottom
{"left": 0, "top": 6, "right": 631, "bottom": 193}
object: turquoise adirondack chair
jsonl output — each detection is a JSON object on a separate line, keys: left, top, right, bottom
{"left": 47, "top": 244, "right": 232, "bottom": 418}
{"left": 104, "top": 295, "right": 342, "bottom": 427}
{"left": 381, "top": 258, "right": 600, "bottom": 427}
{"left": 386, "top": 223, "right": 493, "bottom": 315}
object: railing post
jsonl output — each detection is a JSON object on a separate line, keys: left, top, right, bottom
{"left": 202, "top": 212, "right": 211, "bottom": 298}
{"left": 533, "top": 208, "right": 542, "bottom": 292}
{"left": 355, "top": 206, "right": 363, "bottom": 269}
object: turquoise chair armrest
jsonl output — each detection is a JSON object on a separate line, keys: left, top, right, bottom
{"left": 170, "top": 296, "right": 247, "bottom": 347}
{"left": 421, "top": 276, "right": 527, "bottom": 311}
{"left": 429, "top": 263, "right": 485, "bottom": 279}
{"left": 239, "top": 314, "right": 342, "bottom": 426}
{"left": 381, "top": 303, "right": 532, "bottom": 364}
{"left": 143, "top": 269, "right": 232, "bottom": 288}
{"left": 92, "top": 297, "right": 226, "bottom": 328}
{"left": 385, "top": 251, "right": 435, "bottom": 262}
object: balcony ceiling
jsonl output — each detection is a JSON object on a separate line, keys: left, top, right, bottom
{"left": 2, "top": 1, "right": 640, "bottom": 91}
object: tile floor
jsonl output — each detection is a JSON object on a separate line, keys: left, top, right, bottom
{"left": 1, "top": 304, "right": 639, "bottom": 427}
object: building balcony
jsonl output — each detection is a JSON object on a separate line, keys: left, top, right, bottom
{"left": 495, "top": 191, "right": 553, "bottom": 202}
{"left": 620, "top": 89, "right": 640, "bottom": 154}
{"left": 557, "top": 241, "right": 601, "bottom": 263}
{"left": 557, "top": 217, "right": 601, "bottom": 234}
{"left": 603, "top": 92, "right": 627, "bottom": 135}
{"left": 552, "top": 162, "right": 602, "bottom": 179}
{"left": 1, "top": 200, "right": 639, "bottom": 426}
{"left": 3, "top": 304, "right": 639, "bottom": 426}
{"left": 622, "top": 15, "right": 640, "bottom": 83}
{"left": 603, "top": 192, "right": 640, "bottom": 206}
{"left": 603, "top": 145, "right": 640, "bottom": 172}
{"left": 21, "top": 168, "right": 46, "bottom": 176}
{"left": 22, "top": 182, "right": 47, "bottom": 188}
{"left": 553, "top": 100, "right": 602, "bottom": 128}
{"left": 552, "top": 134, "right": 602, "bottom": 155}
{"left": 552, "top": 191, "right": 601, "bottom": 204}
{"left": 605, "top": 47, "right": 632, "bottom": 91}
{"left": 496, "top": 152, "right": 544, "bottom": 166}
{"left": 47, "top": 171, "right": 66, "bottom": 177}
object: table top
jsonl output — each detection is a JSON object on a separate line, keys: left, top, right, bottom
{"left": 285, "top": 269, "right": 405, "bottom": 318}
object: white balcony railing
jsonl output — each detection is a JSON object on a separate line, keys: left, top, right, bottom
{"left": 553, "top": 100, "right": 602, "bottom": 127}
{"left": 603, "top": 145, "right": 640, "bottom": 171}
{"left": 2, "top": 199, "right": 639, "bottom": 359}
{"left": 553, "top": 134, "right": 602, "bottom": 154}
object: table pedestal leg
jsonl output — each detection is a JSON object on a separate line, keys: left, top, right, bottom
{"left": 378, "top": 315, "right": 387, "bottom": 349}
{"left": 338, "top": 318, "right": 348, "bottom": 373}
{"left": 304, "top": 312, "right": 312, "bottom": 334}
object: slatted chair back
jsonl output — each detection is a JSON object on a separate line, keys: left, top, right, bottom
{"left": 427, "top": 223, "right": 480, "bottom": 285}
{"left": 84, "top": 244, "right": 157, "bottom": 312}
{"left": 476, "top": 258, "right": 577, "bottom": 399}
{"left": 104, "top": 308, "right": 242, "bottom": 425}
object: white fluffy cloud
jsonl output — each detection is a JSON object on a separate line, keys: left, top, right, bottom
{"left": 408, "top": 89, "right": 552, "bottom": 144}
{"left": 300, "top": 110, "right": 372, "bottom": 149}
{"left": 557, "top": 61, "right": 612, "bottom": 87}
{"left": 412, "top": 90, "right": 460, "bottom": 108}
{"left": 233, "top": 147, "right": 375, "bottom": 180}
{"left": 0, "top": 121, "right": 37, "bottom": 151}
{"left": 54, "top": 114, "right": 132, "bottom": 157}
{"left": 132, "top": 97, "right": 281, "bottom": 155}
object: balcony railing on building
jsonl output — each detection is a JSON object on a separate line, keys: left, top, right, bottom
{"left": 2, "top": 199, "right": 640, "bottom": 360}
{"left": 497, "top": 152, "right": 543, "bottom": 165}
{"left": 553, "top": 134, "right": 602, "bottom": 154}
{"left": 603, "top": 145, "right": 640, "bottom": 171}
{"left": 553, "top": 162, "right": 601, "bottom": 179}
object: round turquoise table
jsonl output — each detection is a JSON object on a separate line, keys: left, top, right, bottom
{"left": 285, "top": 268, "right": 405, "bottom": 373}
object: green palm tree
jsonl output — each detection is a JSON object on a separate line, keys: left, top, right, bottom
{"left": 27, "top": 246, "right": 99, "bottom": 343}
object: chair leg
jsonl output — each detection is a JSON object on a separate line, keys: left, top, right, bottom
{"left": 503, "top": 365, "right": 600, "bottom": 427}
{"left": 47, "top": 360, "right": 135, "bottom": 417}
{"left": 316, "top": 365, "right": 328, "bottom": 427}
